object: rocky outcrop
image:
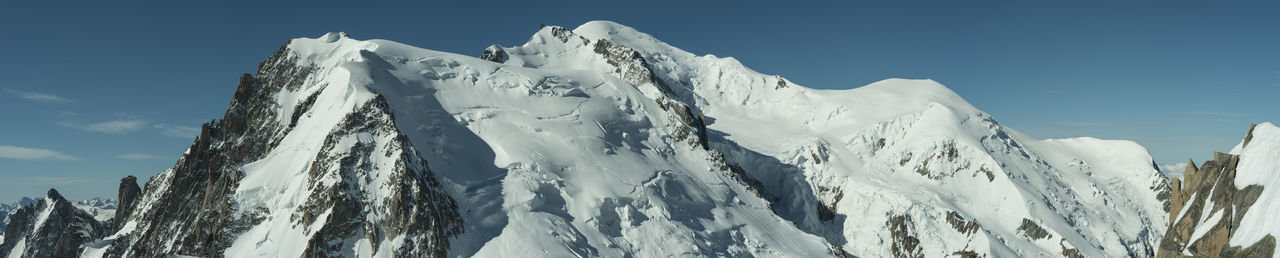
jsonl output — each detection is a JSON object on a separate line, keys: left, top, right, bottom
{"left": 1019, "top": 218, "right": 1052, "bottom": 240}
{"left": 1242, "top": 123, "right": 1259, "bottom": 148}
{"left": 653, "top": 96, "right": 709, "bottom": 150}
{"left": 888, "top": 214, "right": 924, "bottom": 258}
{"left": 546, "top": 25, "right": 589, "bottom": 45}
{"left": 1167, "top": 159, "right": 1198, "bottom": 226}
{"left": 295, "top": 96, "right": 463, "bottom": 257}
{"left": 591, "top": 38, "right": 675, "bottom": 94}
{"left": 0, "top": 189, "right": 109, "bottom": 258}
{"left": 112, "top": 175, "right": 141, "bottom": 232}
{"left": 946, "top": 211, "right": 980, "bottom": 236}
{"left": 480, "top": 44, "right": 506, "bottom": 63}
{"left": 1157, "top": 124, "right": 1274, "bottom": 257}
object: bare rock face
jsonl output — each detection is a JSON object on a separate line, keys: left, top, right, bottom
{"left": 1157, "top": 125, "right": 1275, "bottom": 257}
{"left": 480, "top": 44, "right": 507, "bottom": 63}
{"left": 90, "top": 42, "right": 464, "bottom": 257}
{"left": 0, "top": 189, "right": 109, "bottom": 258}
{"left": 888, "top": 214, "right": 924, "bottom": 258}
{"left": 591, "top": 38, "right": 675, "bottom": 94}
{"left": 112, "top": 175, "right": 141, "bottom": 232}
{"left": 112, "top": 44, "right": 309, "bottom": 257}
{"left": 1018, "top": 218, "right": 1052, "bottom": 240}
{"left": 295, "top": 96, "right": 463, "bottom": 257}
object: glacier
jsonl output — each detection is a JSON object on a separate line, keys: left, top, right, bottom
{"left": 21, "top": 21, "right": 1179, "bottom": 257}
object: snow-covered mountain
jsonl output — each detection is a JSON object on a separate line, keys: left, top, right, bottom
{"left": 0, "top": 197, "right": 38, "bottom": 233}
{"left": 2, "top": 196, "right": 113, "bottom": 236}
{"left": 18, "top": 21, "right": 1173, "bottom": 257}
{"left": 1157, "top": 123, "right": 1280, "bottom": 257}
{"left": 72, "top": 198, "right": 117, "bottom": 223}
{"left": 0, "top": 190, "right": 109, "bottom": 258}
{"left": 1, "top": 194, "right": 116, "bottom": 257}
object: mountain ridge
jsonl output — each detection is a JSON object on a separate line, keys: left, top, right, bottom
{"left": 5, "top": 21, "right": 1178, "bottom": 257}
{"left": 0, "top": 189, "right": 110, "bottom": 258}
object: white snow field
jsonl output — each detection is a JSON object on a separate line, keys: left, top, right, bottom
{"left": 71, "top": 198, "right": 116, "bottom": 223}
{"left": 1229, "top": 123, "right": 1280, "bottom": 254}
{"left": 87, "top": 21, "right": 1170, "bottom": 257}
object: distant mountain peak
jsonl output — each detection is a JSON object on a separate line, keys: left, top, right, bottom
{"left": 1, "top": 188, "right": 110, "bottom": 257}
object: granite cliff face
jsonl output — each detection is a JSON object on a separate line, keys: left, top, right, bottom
{"left": 110, "top": 176, "right": 141, "bottom": 233}
{"left": 1158, "top": 124, "right": 1277, "bottom": 257}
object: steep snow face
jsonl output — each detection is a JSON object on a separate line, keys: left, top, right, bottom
{"left": 1230, "top": 123, "right": 1280, "bottom": 251}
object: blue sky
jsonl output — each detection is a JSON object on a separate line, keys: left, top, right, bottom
{"left": 1, "top": 1, "right": 1276, "bottom": 201}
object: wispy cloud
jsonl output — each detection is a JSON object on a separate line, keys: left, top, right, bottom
{"left": 154, "top": 124, "right": 201, "bottom": 138}
{"left": 0, "top": 177, "right": 99, "bottom": 186}
{"left": 117, "top": 153, "right": 163, "bottom": 160}
{"left": 4, "top": 89, "right": 74, "bottom": 103}
{"left": 62, "top": 120, "right": 148, "bottom": 134}
{"left": 86, "top": 120, "right": 147, "bottom": 134}
{"left": 62, "top": 118, "right": 202, "bottom": 137}
{"left": 1183, "top": 111, "right": 1248, "bottom": 117}
{"left": 1159, "top": 162, "right": 1189, "bottom": 179}
{"left": 0, "top": 145, "right": 78, "bottom": 160}
{"left": 1050, "top": 121, "right": 1114, "bottom": 127}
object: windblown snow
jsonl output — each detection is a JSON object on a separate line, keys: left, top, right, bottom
{"left": 83, "top": 21, "right": 1172, "bottom": 257}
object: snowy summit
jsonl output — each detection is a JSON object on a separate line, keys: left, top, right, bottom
{"left": 4, "top": 21, "right": 1181, "bottom": 257}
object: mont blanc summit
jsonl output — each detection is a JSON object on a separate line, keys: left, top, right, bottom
{"left": 4, "top": 21, "right": 1178, "bottom": 257}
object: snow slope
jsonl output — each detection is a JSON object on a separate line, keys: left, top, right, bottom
{"left": 552, "top": 21, "right": 1167, "bottom": 257}
{"left": 274, "top": 29, "right": 836, "bottom": 257}
{"left": 91, "top": 21, "right": 1171, "bottom": 257}
{"left": 1230, "top": 123, "right": 1280, "bottom": 252}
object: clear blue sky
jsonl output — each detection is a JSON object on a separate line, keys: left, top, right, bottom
{"left": 2, "top": 1, "right": 1276, "bottom": 201}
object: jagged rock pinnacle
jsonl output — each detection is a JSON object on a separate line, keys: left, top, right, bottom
{"left": 1185, "top": 158, "right": 1198, "bottom": 175}
{"left": 46, "top": 188, "right": 63, "bottom": 201}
